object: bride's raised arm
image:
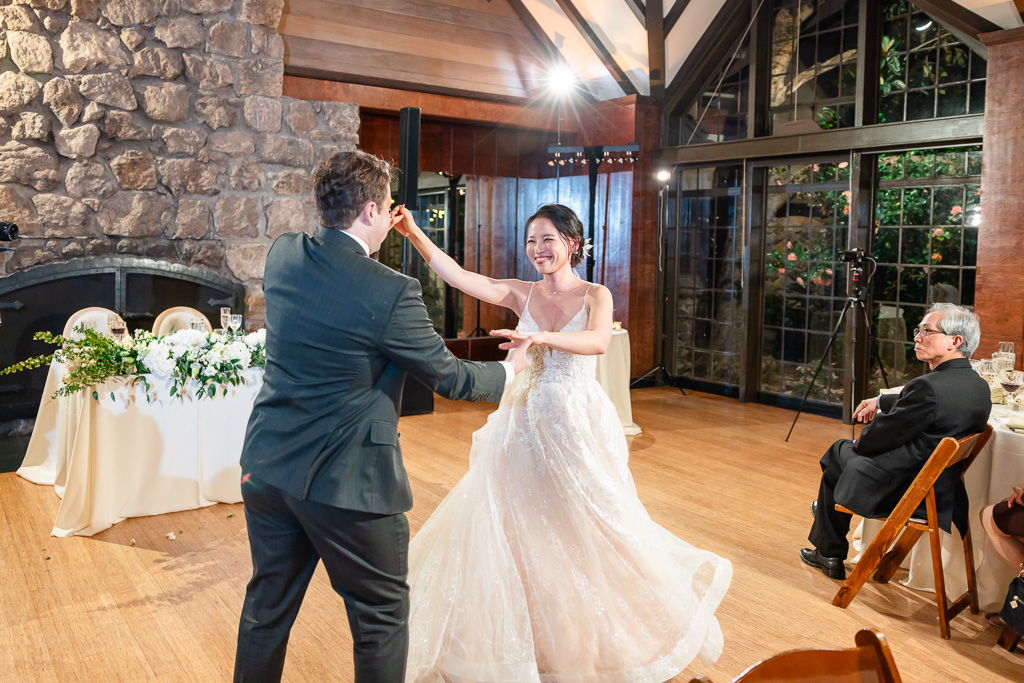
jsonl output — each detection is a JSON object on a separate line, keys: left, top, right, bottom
{"left": 394, "top": 206, "right": 528, "bottom": 314}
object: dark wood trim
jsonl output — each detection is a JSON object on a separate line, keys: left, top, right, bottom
{"left": 625, "top": 0, "right": 647, "bottom": 29}
{"left": 647, "top": 0, "right": 666, "bottom": 100}
{"left": 855, "top": 0, "right": 882, "bottom": 127}
{"left": 738, "top": 163, "right": 767, "bottom": 402}
{"left": 552, "top": 0, "right": 639, "bottom": 96}
{"left": 284, "top": 65, "right": 536, "bottom": 106}
{"left": 845, "top": 150, "right": 876, "bottom": 422}
{"left": 746, "top": 0, "right": 771, "bottom": 140}
{"left": 980, "top": 25, "right": 1024, "bottom": 46}
{"left": 663, "top": 0, "right": 750, "bottom": 131}
{"left": 664, "top": 0, "right": 691, "bottom": 35}
{"left": 283, "top": 75, "right": 569, "bottom": 131}
{"left": 656, "top": 114, "right": 985, "bottom": 165}
{"left": 912, "top": 0, "right": 1001, "bottom": 58}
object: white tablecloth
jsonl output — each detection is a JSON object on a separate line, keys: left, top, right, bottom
{"left": 852, "top": 405, "right": 1024, "bottom": 609}
{"left": 18, "top": 361, "right": 261, "bottom": 537}
{"left": 596, "top": 329, "right": 641, "bottom": 436}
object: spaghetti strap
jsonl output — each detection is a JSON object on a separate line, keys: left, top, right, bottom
{"left": 525, "top": 282, "right": 536, "bottom": 307}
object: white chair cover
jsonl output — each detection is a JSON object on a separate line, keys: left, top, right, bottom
{"left": 152, "top": 307, "right": 212, "bottom": 335}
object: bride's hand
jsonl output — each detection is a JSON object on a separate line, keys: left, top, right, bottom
{"left": 492, "top": 331, "right": 535, "bottom": 374}
{"left": 490, "top": 329, "right": 546, "bottom": 348}
{"left": 392, "top": 205, "right": 421, "bottom": 238}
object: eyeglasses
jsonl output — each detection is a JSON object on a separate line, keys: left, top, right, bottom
{"left": 913, "top": 327, "right": 947, "bottom": 339}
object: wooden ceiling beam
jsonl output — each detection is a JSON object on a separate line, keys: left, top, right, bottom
{"left": 664, "top": 0, "right": 691, "bottom": 35}
{"left": 552, "top": 0, "right": 639, "bottom": 96}
{"left": 282, "top": 74, "right": 572, "bottom": 131}
{"left": 625, "top": 0, "right": 647, "bottom": 28}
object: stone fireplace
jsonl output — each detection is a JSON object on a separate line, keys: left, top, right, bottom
{"left": 0, "top": 0, "right": 361, "bottom": 331}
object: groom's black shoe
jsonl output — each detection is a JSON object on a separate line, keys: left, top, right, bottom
{"left": 811, "top": 501, "right": 817, "bottom": 518}
{"left": 800, "top": 548, "right": 846, "bottom": 580}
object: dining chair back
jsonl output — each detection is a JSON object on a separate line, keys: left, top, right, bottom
{"left": 62, "top": 307, "right": 117, "bottom": 340}
{"left": 832, "top": 424, "right": 994, "bottom": 638}
{"left": 689, "top": 628, "right": 901, "bottom": 682}
{"left": 152, "top": 307, "right": 211, "bottom": 335}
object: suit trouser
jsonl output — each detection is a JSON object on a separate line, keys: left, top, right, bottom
{"left": 808, "top": 439, "right": 857, "bottom": 559}
{"left": 234, "top": 475, "right": 410, "bottom": 683}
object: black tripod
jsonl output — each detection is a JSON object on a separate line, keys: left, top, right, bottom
{"left": 785, "top": 252, "right": 889, "bottom": 441}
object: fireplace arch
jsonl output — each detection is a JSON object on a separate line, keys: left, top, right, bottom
{"left": 0, "top": 258, "right": 246, "bottom": 419}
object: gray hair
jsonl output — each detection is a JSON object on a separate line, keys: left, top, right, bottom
{"left": 928, "top": 303, "right": 981, "bottom": 357}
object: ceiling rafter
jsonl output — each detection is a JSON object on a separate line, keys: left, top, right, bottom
{"left": 664, "top": 0, "right": 692, "bottom": 35}
{"left": 504, "top": 0, "right": 595, "bottom": 103}
{"left": 911, "top": 0, "right": 1001, "bottom": 57}
{"left": 625, "top": 0, "right": 647, "bottom": 28}
{"left": 648, "top": 0, "right": 665, "bottom": 99}
{"left": 551, "top": 0, "right": 640, "bottom": 96}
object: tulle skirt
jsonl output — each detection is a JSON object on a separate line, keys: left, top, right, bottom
{"left": 405, "top": 376, "right": 731, "bottom": 683}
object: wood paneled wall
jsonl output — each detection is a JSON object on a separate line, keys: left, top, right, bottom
{"left": 461, "top": 173, "right": 634, "bottom": 336}
{"left": 279, "top": 0, "right": 549, "bottom": 103}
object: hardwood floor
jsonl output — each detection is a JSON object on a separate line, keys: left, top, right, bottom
{"left": 0, "top": 388, "right": 1019, "bottom": 682}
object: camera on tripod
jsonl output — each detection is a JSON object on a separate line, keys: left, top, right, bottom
{"left": 0, "top": 222, "right": 19, "bottom": 242}
{"left": 838, "top": 248, "right": 867, "bottom": 264}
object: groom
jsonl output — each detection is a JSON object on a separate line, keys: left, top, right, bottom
{"left": 234, "top": 150, "right": 529, "bottom": 682}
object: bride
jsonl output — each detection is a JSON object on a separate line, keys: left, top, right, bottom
{"left": 395, "top": 203, "right": 732, "bottom": 683}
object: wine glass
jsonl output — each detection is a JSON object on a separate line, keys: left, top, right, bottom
{"left": 107, "top": 314, "right": 126, "bottom": 341}
{"left": 220, "top": 307, "right": 231, "bottom": 330}
{"left": 190, "top": 317, "right": 207, "bottom": 332}
{"left": 229, "top": 314, "right": 242, "bottom": 335}
{"left": 1000, "top": 370, "right": 1023, "bottom": 406}
{"left": 999, "top": 342, "right": 1015, "bottom": 355}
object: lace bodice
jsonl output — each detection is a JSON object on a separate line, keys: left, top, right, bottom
{"left": 516, "top": 285, "right": 597, "bottom": 385}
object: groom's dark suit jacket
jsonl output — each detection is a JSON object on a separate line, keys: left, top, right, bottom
{"left": 835, "top": 357, "right": 991, "bottom": 534}
{"left": 241, "top": 227, "right": 506, "bottom": 514}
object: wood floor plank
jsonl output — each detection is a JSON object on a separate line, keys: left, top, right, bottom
{"left": 0, "top": 388, "right": 1020, "bottom": 681}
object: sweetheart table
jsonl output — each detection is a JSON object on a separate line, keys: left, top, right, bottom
{"left": 18, "top": 360, "right": 261, "bottom": 537}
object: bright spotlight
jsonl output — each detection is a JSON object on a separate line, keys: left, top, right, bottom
{"left": 546, "top": 63, "right": 579, "bottom": 96}
{"left": 656, "top": 170, "right": 671, "bottom": 182}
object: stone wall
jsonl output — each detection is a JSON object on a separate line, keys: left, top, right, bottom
{"left": 0, "top": 0, "right": 359, "bottom": 328}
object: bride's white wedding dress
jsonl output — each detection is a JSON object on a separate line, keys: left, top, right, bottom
{"left": 405, "top": 287, "right": 732, "bottom": 683}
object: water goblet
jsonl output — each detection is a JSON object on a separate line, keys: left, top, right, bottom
{"left": 190, "top": 317, "right": 207, "bottom": 332}
{"left": 220, "top": 307, "right": 232, "bottom": 330}
{"left": 229, "top": 314, "right": 242, "bottom": 335}
{"left": 999, "top": 342, "right": 1015, "bottom": 355}
{"left": 107, "top": 314, "right": 126, "bottom": 341}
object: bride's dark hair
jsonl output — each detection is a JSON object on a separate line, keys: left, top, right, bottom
{"left": 525, "top": 204, "right": 585, "bottom": 267}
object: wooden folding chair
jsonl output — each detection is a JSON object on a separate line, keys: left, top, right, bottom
{"left": 832, "top": 424, "right": 994, "bottom": 639}
{"left": 689, "top": 628, "right": 901, "bottom": 682}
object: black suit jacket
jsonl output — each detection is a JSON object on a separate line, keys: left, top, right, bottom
{"left": 834, "top": 357, "right": 991, "bottom": 534}
{"left": 240, "top": 227, "right": 506, "bottom": 514}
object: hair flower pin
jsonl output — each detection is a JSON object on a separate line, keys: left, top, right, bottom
{"left": 581, "top": 237, "right": 593, "bottom": 257}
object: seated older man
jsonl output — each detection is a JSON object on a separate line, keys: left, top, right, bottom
{"left": 801, "top": 303, "right": 991, "bottom": 580}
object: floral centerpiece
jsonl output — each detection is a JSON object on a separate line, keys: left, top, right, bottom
{"left": 1, "top": 326, "right": 266, "bottom": 401}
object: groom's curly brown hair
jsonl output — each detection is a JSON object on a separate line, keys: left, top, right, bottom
{"left": 313, "top": 151, "right": 392, "bottom": 230}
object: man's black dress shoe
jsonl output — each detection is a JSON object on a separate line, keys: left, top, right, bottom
{"left": 811, "top": 501, "right": 817, "bottom": 518}
{"left": 800, "top": 548, "right": 846, "bottom": 580}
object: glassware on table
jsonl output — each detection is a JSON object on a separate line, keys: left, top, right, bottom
{"left": 228, "top": 314, "right": 242, "bottom": 334}
{"left": 107, "top": 314, "right": 127, "bottom": 341}
{"left": 999, "top": 342, "right": 1015, "bottom": 355}
{"left": 993, "top": 352, "right": 1016, "bottom": 374}
{"left": 1000, "top": 370, "right": 1024, "bottom": 406}
{"left": 976, "top": 359, "right": 997, "bottom": 385}
{"left": 220, "top": 307, "right": 231, "bottom": 330}
{"left": 190, "top": 317, "right": 207, "bottom": 332}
